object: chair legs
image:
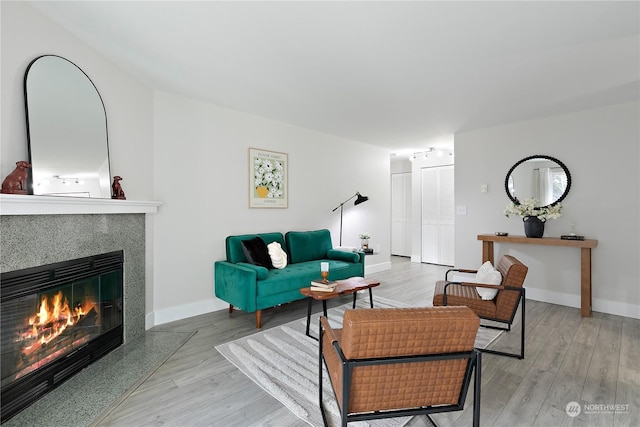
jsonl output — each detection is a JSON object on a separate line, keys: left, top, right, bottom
{"left": 318, "top": 320, "right": 325, "bottom": 426}
{"left": 478, "top": 292, "right": 525, "bottom": 359}
{"left": 473, "top": 351, "right": 481, "bottom": 427}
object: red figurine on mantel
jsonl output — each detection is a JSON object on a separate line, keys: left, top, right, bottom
{"left": 111, "top": 176, "right": 126, "bottom": 200}
{"left": 1, "top": 161, "right": 31, "bottom": 194}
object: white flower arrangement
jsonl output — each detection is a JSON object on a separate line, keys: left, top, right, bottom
{"left": 253, "top": 157, "right": 285, "bottom": 198}
{"left": 504, "top": 198, "right": 562, "bottom": 222}
{"left": 358, "top": 232, "right": 371, "bottom": 240}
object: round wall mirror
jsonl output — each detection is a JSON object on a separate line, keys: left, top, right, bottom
{"left": 25, "top": 55, "right": 111, "bottom": 198}
{"left": 505, "top": 155, "right": 571, "bottom": 207}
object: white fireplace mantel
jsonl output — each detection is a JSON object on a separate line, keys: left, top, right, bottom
{"left": 0, "top": 194, "right": 162, "bottom": 215}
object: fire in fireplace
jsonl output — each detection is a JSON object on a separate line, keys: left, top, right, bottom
{"left": 1, "top": 251, "right": 123, "bottom": 422}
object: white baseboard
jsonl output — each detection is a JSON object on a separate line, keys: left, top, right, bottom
{"left": 592, "top": 298, "right": 640, "bottom": 320}
{"left": 525, "top": 288, "right": 580, "bottom": 309}
{"left": 365, "top": 261, "right": 391, "bottom": 275}
{"left": 526, "top": 288, "right": 640, "bottom": 320}
{"left": 144, "top": 312, "right": 155, "bottom": 330}
{"left": 411, "top": 255, "right": 421, "bottom": 263}
{"left": 148, "top": 298, "right": 227, "bottom": 328}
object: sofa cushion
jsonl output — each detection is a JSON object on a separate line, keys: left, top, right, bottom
{"left": 241, "top": 237, "right": 273, "bottom": 269}
{"left": 285, "top": 229, "right": 333, "bottom": 264}
{"left": 257, "top": 259, "right": 360, "bottom": 297}
{"left": 267, "top": 241, "right": 288, "bottom": 269}
{"left": 226, "top": 232, "right": 286, "bottom": 264}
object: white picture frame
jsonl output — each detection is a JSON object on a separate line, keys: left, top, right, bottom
{"left": 248, "top": 148, "right": 288, "bottom": 208}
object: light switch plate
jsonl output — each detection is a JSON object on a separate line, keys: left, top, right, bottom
{"left": 456, "top": 205, "right": 467, "bottom": 215}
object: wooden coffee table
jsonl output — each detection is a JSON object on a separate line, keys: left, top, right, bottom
{"left": 299, "top": 277, "right": 381, "bottom": 339}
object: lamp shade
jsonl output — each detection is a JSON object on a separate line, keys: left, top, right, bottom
{"left": 354, "top": 192, "right": 368, "bottom": 205}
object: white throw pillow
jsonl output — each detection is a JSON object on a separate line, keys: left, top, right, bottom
{"left": 267, "top": 242, "right": 288, "bottom": 269}
{"left": 475, "top": 261, "right": 502, "bottom": 300}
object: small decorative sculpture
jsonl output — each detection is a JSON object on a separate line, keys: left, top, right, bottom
{"left": 1, "top": 161, "right": 31, "bottom": 194}
{"left": 111, "top": 176, "right": 126, "bottom": 200}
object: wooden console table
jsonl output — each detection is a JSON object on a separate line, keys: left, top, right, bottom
{"left": 477, "top": 234, "right": 598, "bottom": 317}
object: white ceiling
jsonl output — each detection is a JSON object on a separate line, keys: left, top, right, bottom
{"left": 30, "top": 1, "right": 639, "bottom": 156}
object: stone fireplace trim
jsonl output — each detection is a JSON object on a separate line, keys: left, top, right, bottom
{"left": 1, "top": 195, "right": 161, "bottom": 341}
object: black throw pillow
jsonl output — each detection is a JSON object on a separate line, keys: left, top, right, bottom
{"left": 241, "top": 237, "right": 273, "bottom": 269}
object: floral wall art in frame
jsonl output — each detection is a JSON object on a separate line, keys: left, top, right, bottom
{"left": 249, "top": 148, "right": 288, "bottom": 208}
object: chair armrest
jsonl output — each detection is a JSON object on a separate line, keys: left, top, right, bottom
{"left": 442, "top": 280, "right": 504, "bottom": 305}
{"left": 442, "top": 281, "right": 523, "bottom": 306}
{"left": 502, "top": 285, "right": 525, "bottom": 293}
{"left": 320, "top": 316, "right": 347, "bottom": 366}
{"left": 320, "top": 316, "right": 339, "bottom": 344}
{"left": 450, "top": 281, "right": 506, "bottom": 290}
{"left": 445, "top": 268, "right": 478, "bottom": 281}
{"left": 451, "top": 281, "right": 524, "bottom": 293}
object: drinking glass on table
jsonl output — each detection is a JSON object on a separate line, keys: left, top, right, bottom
{"left": 320, "top": 262, "right": 329, "bottom": 283}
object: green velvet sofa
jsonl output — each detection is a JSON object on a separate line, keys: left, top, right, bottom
{"left": 214, "top": 229, "right": 364, "bottom": 328}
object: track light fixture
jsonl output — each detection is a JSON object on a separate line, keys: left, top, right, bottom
{"left": 408, "top": 147, "right": 438, "bottom": 161}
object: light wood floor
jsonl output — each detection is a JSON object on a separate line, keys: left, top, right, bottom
{"left": 94, "top": 257, "right": 639, "bottom": 427}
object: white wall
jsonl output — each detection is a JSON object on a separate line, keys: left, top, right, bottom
{"left": 150, "top": 91, "right": 391, "bottom": 325}
{"left": 1, "top": 1, "right": 158, "bottom": 323}
{"left": 391, "top": 156, "right": 411, "bottom": 174}
{"left": 455, "top": 102, "right": 640, "bottom": 318}
{"left": 1, "top": 2, "right": 154, "bottom": 200}
{"left": 1, "top": 2, "right": 392, "bottom": 328}
{"left": 9, "top": 2, "right": 634, "bottom": 325}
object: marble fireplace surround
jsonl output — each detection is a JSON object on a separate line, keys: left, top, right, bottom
{"left": 0, "top": 194, "right": 161, "bottom": 341}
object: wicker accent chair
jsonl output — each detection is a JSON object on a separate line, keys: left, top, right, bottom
{"left": 319, "top": 306, "right": 481, "bottom": 427}
{"left": 433, "top": 254, "right": 528, "bottom": 359}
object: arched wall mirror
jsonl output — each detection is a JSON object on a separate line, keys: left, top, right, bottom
{"left": 505, "top": 155, "right": 571, "bottom": 208}
{"left": 25, "top": 55, "right": 111, "bottom": 198}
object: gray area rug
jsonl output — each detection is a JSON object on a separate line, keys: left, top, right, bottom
{"left": 216, "top": 296, "right": 502, "bottom": 427}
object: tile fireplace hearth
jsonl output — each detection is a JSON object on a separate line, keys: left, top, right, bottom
{"left": 0, "top": 198, "right": 157, "bottom": 422}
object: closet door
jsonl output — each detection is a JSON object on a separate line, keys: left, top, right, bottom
{"left": 391, "top": 172, "right": 411, "bottom": 256}
{"left": 438, "top": 167, "right": 455, "bottom": 265}
{"left": 421, "top": 165, "right": 454, "bottom": 265}
{"left": 421, "top": 168, "right": 439, "bottom": 263}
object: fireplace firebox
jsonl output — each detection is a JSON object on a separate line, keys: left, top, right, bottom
{"left": 1, "top": 251, "right": 123, "bottom": 422}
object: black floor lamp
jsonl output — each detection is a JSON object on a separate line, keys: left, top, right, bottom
{"left": 332, "top": 192, "right": 369, "bottom": 246}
